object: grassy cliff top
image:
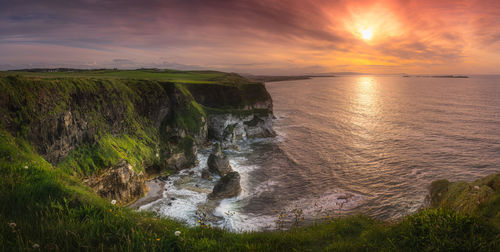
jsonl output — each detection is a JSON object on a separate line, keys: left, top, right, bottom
{"left": 0, "top": 69, "right": 258, "bottom": 86}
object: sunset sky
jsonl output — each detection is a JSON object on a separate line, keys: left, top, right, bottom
{"left": 1, "top": 0, "right": 499, "bottom": 74}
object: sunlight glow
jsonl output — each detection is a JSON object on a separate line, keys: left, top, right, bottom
{"left": 343, "top": 4, "right": 403, "bottom": 43}
{"left": 361, "top": 28, "right": 374, "bottom": 40}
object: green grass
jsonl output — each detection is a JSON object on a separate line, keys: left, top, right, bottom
{"left": 58, "top": 134, "right": 158, "bottom": 176}
{"left": 0, "top": 76, "right": 169, "bottom": 177}
{"left": 0, "top": 69, "right": 257, "bottom": 86}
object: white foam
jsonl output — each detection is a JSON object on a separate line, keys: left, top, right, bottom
{"left": 139, "top": 150, "right": 214, "bottom": 226}
{"left": 209, "top": 151, "right": 279, "bottom": 231}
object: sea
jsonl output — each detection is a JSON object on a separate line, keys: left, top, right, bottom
{"left": 139, "top": 75, "right": 500, "bottom": 232}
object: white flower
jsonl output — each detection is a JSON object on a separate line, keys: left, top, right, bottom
{"left": 156, "top": 153, "right": 160, "bottom": 158}
{"left": 32, "top": 243, "right": 40, "bottom": 249}
{"left": 474, "top": 185, "right": 480, "bottom": 190}
{"left": 174, "top": 231, "right": 181, "bottom": 237}
{"left": 24, "top": 165, "right": 28, "bottom": 169}
{"left": 8, "top": 222, "right": 16, "bottom": 228}
{"left": 111, "top": 200, "right": 117, "bottom": 205}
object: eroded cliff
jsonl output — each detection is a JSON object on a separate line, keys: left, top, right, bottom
{"left": 0, "top": 71, "right": 275, "bottom": 204}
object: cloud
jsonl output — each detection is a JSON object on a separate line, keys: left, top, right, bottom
{"left": 0, "top": 0, "right": 499, "bottom": 74}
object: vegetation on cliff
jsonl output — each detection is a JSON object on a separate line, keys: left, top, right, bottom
{"left": 0, "top": 70, "right": 498, "bottom": 251}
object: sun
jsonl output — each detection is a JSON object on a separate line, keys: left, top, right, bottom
{"left": 360, "top": 28, "right": 373, "bottom": 40}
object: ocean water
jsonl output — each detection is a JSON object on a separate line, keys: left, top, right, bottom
{"left": 140, "top": 75, "right": 500, "bottom": 231}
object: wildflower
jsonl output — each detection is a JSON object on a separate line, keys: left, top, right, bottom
{"left": 474, "top": 185, "right": 480, "bottom": 190}
{"left": 32, "top": 244, "right": 40, "bottom": 249}
{"left": 197, "top": 219, "right": 201, "bottom": 223}
{"left": 24, "top": 165, "right": 28, "bottom": 169}
{"left": 111, "top": 199, "right": 117, "bottom": 205}
{"left": 156, "top": 238, "right": 160, "bottom": 241}
{"left": 174, "top": 231, "right": 181, "bottom": 237}
{"left": 8, "top": 222, "right": 16, "bottom": 228}
{"left": 156, "top": 153, "right": 160, "bottom": 158}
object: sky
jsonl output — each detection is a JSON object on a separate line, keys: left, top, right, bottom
{"left": 1, "top": 0, "right": 499, "bottom": 75}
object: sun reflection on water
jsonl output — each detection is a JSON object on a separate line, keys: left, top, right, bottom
{"left": 349, "top": 76, "right": 381, "bottom": 151}
{"left": 357, "top": 76, "right": 376, "bottom": 106}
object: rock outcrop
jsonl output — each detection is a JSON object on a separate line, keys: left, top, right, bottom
{"left": 208, "top": 113, "right": 275, "bottom": 148}
{"left": 425, "top": 173, "right": 500, "bottom": 214}
{"left": 207, "top": 143, "right": 233, "bottom": 176}
{"left": 84, "top": 160, "right": 147, "bottom": 204}
{"left": 208, "top": 171, "right": 242, "bottom": 200}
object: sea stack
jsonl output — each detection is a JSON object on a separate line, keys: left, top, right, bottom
{"left": 208, "top": 171, "right": 242, "bottom": 200}
{"left": 207, "top": 142, "right": 233, "bottom": 176}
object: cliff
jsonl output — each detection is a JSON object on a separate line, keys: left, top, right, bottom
{"left": 0, "top": 70, "right": 275, "bottom": 204}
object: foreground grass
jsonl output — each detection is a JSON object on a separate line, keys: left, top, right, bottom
{"left": 1, "top": 130, "right": 499, "bottom": 251}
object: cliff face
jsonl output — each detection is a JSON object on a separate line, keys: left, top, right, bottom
{"left": 185, "top": 83, "right": 275, "bottom": 148}
{"left": 0, "top": 74, "right": 275, "bottom": 204}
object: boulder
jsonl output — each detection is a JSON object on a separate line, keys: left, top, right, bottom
{"left": 207, "top": 143, "right": 232, "bottom": 176}
{"left": 84, "top": 160, "right": 147, "bottom": 204}
{"left": 208, "top": 171, "right": 242, "bottom": 200}
{"left": 201, "top": 169, "right": 212, "bottom": 180}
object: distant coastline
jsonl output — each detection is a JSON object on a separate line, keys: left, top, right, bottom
{"left": 244, "top": 74, "right": 336, "bottom": 82}
{"left": 403, "top": 75, "right": 469, "bottom": 78}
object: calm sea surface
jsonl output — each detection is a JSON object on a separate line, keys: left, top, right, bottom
{"left": 142, "top": 75, "right": 500, "bottom": 231}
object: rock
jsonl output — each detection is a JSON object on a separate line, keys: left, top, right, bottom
{"left": 207, "top": 113, "right": 275, "bottom": 148}
{"left": 84, "top": 160, "right": 146, "bottom": 204}
{"left": 158, "top": 175, "right": 169, "bottom": 181}
{"left": 207, "top": 143, "right": 233, "bottom": 176}
{"left": 208, "top": 171, "right": 242, "bottom": 200}
{"left": 201, "top": 169, "right": 212, "bottom": 180}
{"left": 244, "top": 115, "right": 276, "bottom": 138}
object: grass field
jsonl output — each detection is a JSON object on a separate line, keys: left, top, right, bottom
{"left": 0, "top": 69, "right": 257, "bottom": 86}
